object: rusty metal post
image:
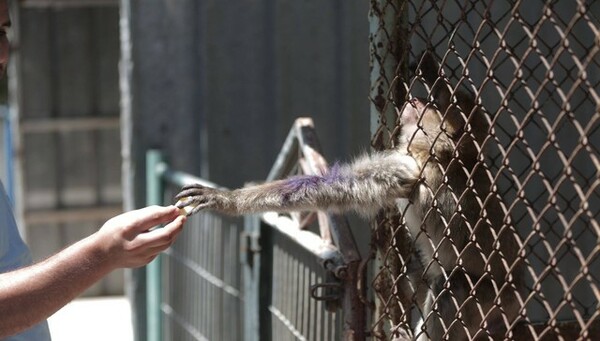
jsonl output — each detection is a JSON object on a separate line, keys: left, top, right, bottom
{"left": 368, "top": 0, "right": 411, "bottom": 339}
{"left": 265, "top": 117, "right": 368, "bottom": 339}
{"left": 369, "top": 0, "right": 409, "bottom": 149}
{"left": 293, "top": 119, "right": 367, "bottom": 340}
{"left": 329, "top": 215, "right": 367, "bottom": 341}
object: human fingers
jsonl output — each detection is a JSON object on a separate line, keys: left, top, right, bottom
{"left": 126, "top": 205, "right": 181, "bottom": 233}
{"left": 129, "top": 215, "right": 186, "bottom": 251}
{"left": 128, "top": 246, "right": 165, "bottom": 268}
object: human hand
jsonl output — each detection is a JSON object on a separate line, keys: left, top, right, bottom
{"left": 94, "top": 205, "right": 186, "bottom": 269}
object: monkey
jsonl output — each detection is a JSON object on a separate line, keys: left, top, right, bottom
{"left": 175, "top": 52, "right": 525, "bottom": 340}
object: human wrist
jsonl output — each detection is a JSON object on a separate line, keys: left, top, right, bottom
{"left": 82, "top": 230, "right": 120, "bottom": 273}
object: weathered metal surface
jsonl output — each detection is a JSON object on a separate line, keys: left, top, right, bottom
{"left": 368, "top": 0, "right": 600, "bottom": 339}
{"left": 262, "top": 117, "right": 367, "bottom": 340}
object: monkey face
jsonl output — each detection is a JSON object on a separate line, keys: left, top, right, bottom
{"left": 408, "top": 50, "right": 489, "bottom": 149}
{"left": 399, "top": 93, "right": 488, "bottom": 165}
{"left": 400, "top": 97, "right": 446, "bottom": 146}
{"left": 402, "top": 93, "right": 487, "bottom": 148}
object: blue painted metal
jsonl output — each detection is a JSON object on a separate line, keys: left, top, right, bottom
{"left": 146, "top": 149, "right": 165, "bottom": 341}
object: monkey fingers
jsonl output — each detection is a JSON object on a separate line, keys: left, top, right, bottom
{"left": 173, "top": 196, "right": 193, "bottom": 216}
{"left": 174, "top": 184, "right": 222, "bottom": 216}
{"left": 174, "top": 185, "right": 214, "bottom": 204}
{"left": 174, "top": 195, "right": 212, "bottom": 216}
{"left": 187, "top": 201, "right": 215, "bottom": 216}
{"left": 176, "top": 183, "right": 210, "bottom": 196}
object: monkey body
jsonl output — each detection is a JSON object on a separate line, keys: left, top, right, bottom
{"left": 176, "top": 54, "right": 524, "bottom": 340}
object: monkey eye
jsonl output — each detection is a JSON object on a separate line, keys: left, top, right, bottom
{"left": 409, "top": 98, "right": 429, "bottom": 110}
{"left": 408, "top": 97, "right": 435, "bottom": 113}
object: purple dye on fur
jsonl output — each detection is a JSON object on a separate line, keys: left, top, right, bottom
{"left": 324, "top": 162, "right": 343, "bottom": 184}
{"left": 285, "top": 175, "right": 322, "bottom": 192}
{"left": 279, "top": 164, "right": 353, "bottom": 203}
{"left": 281, "top": 175, "right": 322, "bottom": 202}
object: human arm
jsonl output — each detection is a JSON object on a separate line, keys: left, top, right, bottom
{"left": 0, "top": 205, "right": 186, "bottom": 338}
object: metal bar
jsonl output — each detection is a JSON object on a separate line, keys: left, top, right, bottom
{"left": 165, "top": 248, "right": 241, "bottom": 298}
{"left": 262, "top": 212, "right": 341, "bottom": 264}
{"left": 295, "top": 118, "right": 366, "bottom": 339}
{"left": 368, "top": 0, "right": 408, "bottom": 142}
{"left": 293, "top": 119, "right": 362, "bottom": 262}
{"left": 269, "top": 300, "right": 308, "bottom": 341}
{"left": 161, "top": 304, "right": 209, "bottom": 341}
{"left": 146, "top": 149, "right": 164, "bottom": 341}
{"left": 21, "top": 0, "right": 119, "bottom": 8}
{"left": 261, "top": 117, "right": 367, "bottom": 339}
{"left": 161, "top": 168, "right": 224, "bottom": 190}
{"left": 293, "top": 117, "right": 328, "bottom": 176}
{"left": 20, "top": 117, "right": 120, "bottom": 134}
{"left": 242, "top": 215, "right": 261, "bottom": 341}
{"left": 24, "top": 205, "right": 123, "bottom": 225}
{"left": 368, "top": 1, "right": 410, "bottom": 339}
{"left": 267, "top": 118, "right": 362, "bottom": 262}
{"left": 266, "top": 120, "right": 300, "bottom": 181}
{"left": 329, "top": 215, "right": 366, "bottom": 340}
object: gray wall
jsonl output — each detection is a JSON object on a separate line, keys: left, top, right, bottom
{"left": 124, "top": 0, "right": 369, "bottom": 193}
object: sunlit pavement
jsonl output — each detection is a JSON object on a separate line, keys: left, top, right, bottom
{"left": 47, "top": 296, "right": 133, "bottom": 341}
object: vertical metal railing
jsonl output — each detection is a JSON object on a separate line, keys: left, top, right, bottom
{"left": 368, "top": 1, "right": 414, "bottom": 338}
{"left": 146, "top": 150, "right": 165, "bottom": 341}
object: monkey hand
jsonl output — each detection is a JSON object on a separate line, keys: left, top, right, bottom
{"left": 174, "top": 184, "right": 229, "bottom": 216}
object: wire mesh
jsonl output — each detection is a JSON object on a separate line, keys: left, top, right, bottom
{"left": 369, "top": 0, "right": 599, "bottom": 339}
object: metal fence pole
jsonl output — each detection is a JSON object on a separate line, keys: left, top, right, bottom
{"left": 368, "top": 1, "right": 412, "bottom": 338}
{"left": 146, "top": 149, "right": 165, "bottom": 341}
{"left": 242, "top": 215, "right": 263, "bottom": 341}
{"left": 368, "top": 0, "right": 409, "bottom": 146}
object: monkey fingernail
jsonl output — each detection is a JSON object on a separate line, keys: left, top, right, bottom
{"left": 175, "top": 197, "right": 197, "bottom": 216}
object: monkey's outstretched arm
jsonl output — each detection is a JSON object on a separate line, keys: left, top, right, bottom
{"left": 175, "top": 152, "right": 420, "bottom": 216}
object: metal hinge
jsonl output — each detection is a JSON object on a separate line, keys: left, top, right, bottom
{"left": 310, "top": 258, "right": 347, "bottom": 312}
{"left": 240, "top": 230, "right": 261, "bottom": 268}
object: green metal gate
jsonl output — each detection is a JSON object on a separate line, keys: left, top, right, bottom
{"left": 145, "top": 118, "right": 366, "bottom": 341}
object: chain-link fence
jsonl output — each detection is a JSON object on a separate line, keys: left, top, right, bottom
{"left": 143, "top": 1, "right": 598, "bottom": 340}
{"left": 368, "top": 0, "right": 599, "bottom": 339}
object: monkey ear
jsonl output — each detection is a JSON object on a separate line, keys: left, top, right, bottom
{"left": 414, "top": 50, "right": 452, "bottom": 112}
